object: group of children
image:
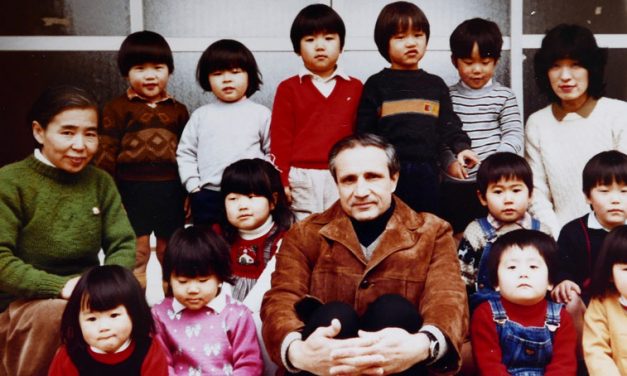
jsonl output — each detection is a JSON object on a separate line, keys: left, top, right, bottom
{"left": 458, "top": 150, "right": 627, "bottom": 375}
{"left": 43, "top": 1, "right": 626, "bottom": 375}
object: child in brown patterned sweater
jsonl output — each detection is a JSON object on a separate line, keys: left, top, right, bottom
{"left": 95, "top": 31, "right": 189, "bottom": 287}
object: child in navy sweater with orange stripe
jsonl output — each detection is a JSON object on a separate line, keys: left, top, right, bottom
{"left": 356, "top": 1, "right": 478, "bottom": 215}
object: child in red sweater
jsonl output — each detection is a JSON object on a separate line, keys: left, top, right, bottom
{"left": 471, "top": 230, "right": 577, "bottom": 375}
{"left": 270, "top": 4, "right": 362, "bottom": 220}
{"left": 49, "top": 265, "right": 167, "bottom": 375}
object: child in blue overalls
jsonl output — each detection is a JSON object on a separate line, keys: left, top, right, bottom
{"left": 458, "top": 152, "right": 551, "bottom": 312}
{"left": 471, "top": 229, "right": 577, "bottom": 375}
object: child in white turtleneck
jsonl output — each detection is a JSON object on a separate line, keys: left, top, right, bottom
{"left": 220, "top": 158, "right": 295, "bottom": 375}
{"left": 220, "top": 158, "right": 294, "bottom": 302}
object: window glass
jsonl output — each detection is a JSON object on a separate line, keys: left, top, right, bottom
{"left": 144, "top": 0, "right": 313, "bottom": 37}
{"left": 1, "top": 0, "right": 129, "bottom": 35}
{"left": 337, "top": 0, "right": 510, "bottom": 39}
{"left": 523, "top": 0, "right": 627, "bottom": 34}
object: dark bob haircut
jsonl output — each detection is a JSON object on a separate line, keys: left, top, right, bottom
{"left": 582, "top": 150, "right": 627, "bottom": 197}
{"left": 328, "top": 133, "right": 400, "bottom": 181}
{"left": 374, "top": 1, "right": 430, "bottom": 62}
{"left": 60, "top": 265, "right": 153, "bottom": 353}
{"left": 221, "top": 158, "right": 294, "bottom": 241}
{"left": 117, "top": 30, "right": 174, "bottom": 76}
{"left": 28, "top": 85, "right": 98, "bottom": 129}
{"left": 476, "top": 152, "right": 533, "bottom": 198}
{"left": 450, "top": 18, "right": 502, "bottom": 61}
{"left": 589, "top": 225, "right": 627, "bottom": 298}
{"left": 196, "top": 39, "right": 262, "bottom": 98}
{"left": 290, "top": 4, "right": 346, "bottom": 54}
{"left": 534, "top": 24, "right": 607, "bottom": 103}
{"left": 162, "top": 226, "right": 234, "bottom": 292}
{"left": 487, "top": 229, "right": 559, "bottom": 288}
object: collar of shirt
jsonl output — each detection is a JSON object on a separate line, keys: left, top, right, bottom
{"left": 90, "top": 339, "right": 131, "bottom": 354}
{"left": 239, "top": 216, "right": 275, "bottom": 240}
{"left": 171, "top": 287, "right": 228, "bottom": 315}
{"left": 298, "top": 65, "right": 350, "bottom": 82}
{"left": 126, "top": 87, "right": 174, "bottom": 105}
{"left": 551, "top": 97, "right": 597, "bottom": 121}
{"left": 298, "top": 65, "right": 350, "bottom": 98}
{"left": 34, "top": 148, "right": 55, "bottom": 167}
{"left": 586, "top": 211, "right": 626, "bottom": 231}
{"left": 486, "top": 212, "right": 533, "bottom": 231}
{"left": 460, "top": 78, "right": 493, "bottom": 91}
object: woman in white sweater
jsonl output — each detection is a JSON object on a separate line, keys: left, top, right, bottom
{"left": 525, "top": 24, "right": 627, "bottom": 236}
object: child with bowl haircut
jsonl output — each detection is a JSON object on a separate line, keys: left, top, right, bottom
{"left": 270, "top": 4, "right": 363, "bottom": 220}
{"left": 554, "top": 150, "right": 627, "bottom": 305}
{"left": 152, "top": 226, "right": 262, "bottom": 375}
{"left": 471, "top": 229, "right": 577, "bottom": 375}
{"left": 177, "top": 39, "right": 270, "bottom": 226}
{"left": 551, "top": 150, "right": 627, "bottom": 360}
{"left": 440, "top": 18, "right": 523, "bottom": 233}
{"left": 95, "top": 31, "right": 189, "bottom": 288}
{"left": 356, "top": 1, "right": 478, "bottom": 215}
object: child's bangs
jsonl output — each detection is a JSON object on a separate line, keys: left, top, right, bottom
{"left": 171, "top": 252, "right": 216, "bottom": 278}
{"left": 130, "top": 44, "right": 172, "bottom": 66}
{"left": 615, "top": 245, "right": 627, "bottom": 264}
{"left": 594, "top": 165, "right": 627, "bottom": 188}
{"left": 488, "top": 168, "right": 529, "bottom": 190}
{"left": 80, "top": 284, "right": 124, "bottom": 313}
{"left": 221, "top": 161, "right": 273, "bottom": 198}
{"left": 207, "top": 48, "right": 250, "bottom": 73}
{"left": 395, "top": 15, "right": 427, "bottom": 34}
{"left": 299, "top": 17, "right": 337, "bottom": 38}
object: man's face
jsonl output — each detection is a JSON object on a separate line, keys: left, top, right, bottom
{"left": 334, "top": 146, "right": 398, "bottom": 221}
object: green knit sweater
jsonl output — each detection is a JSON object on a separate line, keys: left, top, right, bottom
{"left": 0, "top": 155, "right": 136, "bottom": 311}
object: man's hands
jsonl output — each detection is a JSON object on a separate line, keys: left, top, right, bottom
{"left": 288, "top": 319, "right": 376, "bottom": 375}
{"left": 551, "top": 280, "right": 581, "bottom": 303}
{"left": 288, "top": 320, "right": 430, "bottom": 375}
{"left": 329, "top": 328, "right": 430, "bottom": 375}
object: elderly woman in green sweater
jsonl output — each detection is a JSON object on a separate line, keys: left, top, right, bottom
{"left": 0, "top": 86, "right": 136, "bottom": 376}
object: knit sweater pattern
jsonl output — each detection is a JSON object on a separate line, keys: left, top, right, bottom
{"left": 177, "top": 98, "right": 271, "bottom": 192}
{"left": 152, "top": 295, "right": 263, "bottom": 376}
{"left": 525, "top": 97, "right": 627, "bottom": 236}
{"left": 447, "top": 81, "right": 523, "bottom": 176}
{"left": 230, "top": 225, "right": 283, "bottom": 301}
{"left": 270, "top": 75, "right": 363, "bottom": 185}
{"left": 556, "top": 213, "right": 608, "bottom": 296}
{"left": 356, "top": 68, "right": 470, "bottom": 163}
{"left": 96, "top": 94, "right": 189, "bottom": 181}
{"left": 458, "top": 216, "right": 551, "bottom": 289}
{"left": 0, "top": 156, "right": 136, "bottom": 311}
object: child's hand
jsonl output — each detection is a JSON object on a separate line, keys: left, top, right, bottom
{"left": 61, "top": 276, "right": 81, "bottom": 299}
{"left": 456, "top": 149, "right": 480, "bottom": 171}
{"left": 284, "top": 186, "right": 293, "bottom": 205}
{"left": 184, "top": 195, "right": 192, "bottom": 223}
{"left": 446, "top": 161, "right": 467, "bottom": 179}
{"left": 551, "top": 280, "right": 581, "bottom": 303}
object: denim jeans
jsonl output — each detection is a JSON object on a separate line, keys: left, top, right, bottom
{"left": 489, "top": 298, "right": 562, "bottom": 375}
